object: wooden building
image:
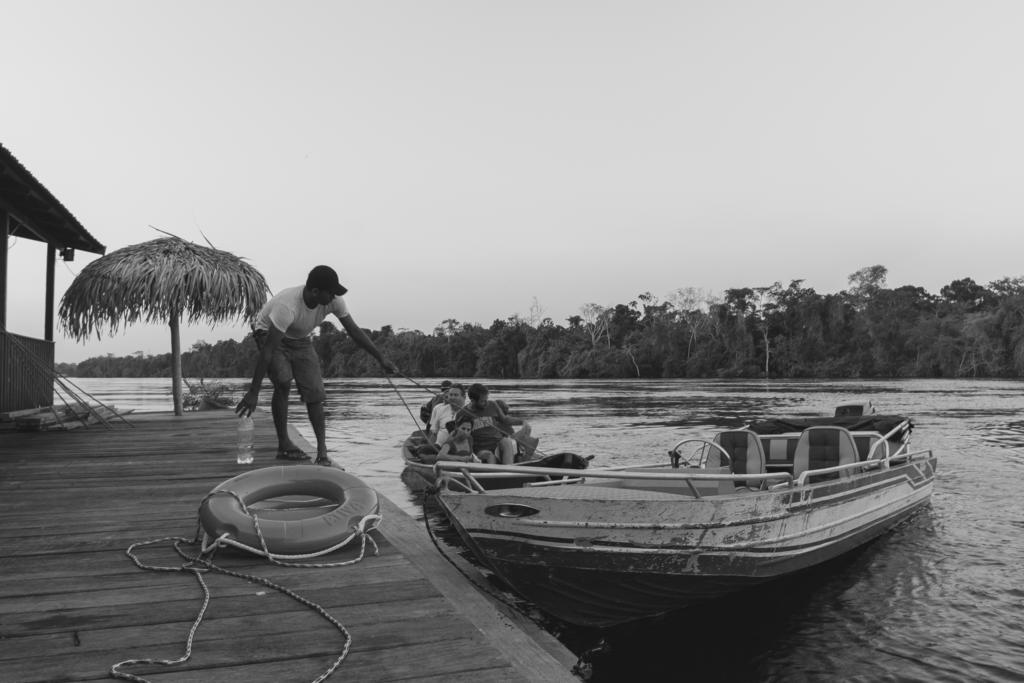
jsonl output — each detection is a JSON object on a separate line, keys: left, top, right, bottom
{"left": 0, "top": 143, "right": 106, "bottom": 412}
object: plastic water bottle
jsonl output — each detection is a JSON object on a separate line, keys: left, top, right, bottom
{"left": 236, "top": 416, "right": 255, "bottom": 464}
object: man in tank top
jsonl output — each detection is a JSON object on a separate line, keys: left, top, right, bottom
{"left": 458, "top": 383, "right": 520, "bottom": 464}
{"left": 235, "top": 265, "right": 398, "bottom": 466}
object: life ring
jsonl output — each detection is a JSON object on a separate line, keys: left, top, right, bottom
{"left": 198, "top": 465, "right": 379, "bottom": 556}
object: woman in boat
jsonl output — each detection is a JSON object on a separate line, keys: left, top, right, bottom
{"left": 438, "top": 420, "right": 481, "bottom": 462}
{"left": 417, "top": 418, "right": 481, "bottom": 464}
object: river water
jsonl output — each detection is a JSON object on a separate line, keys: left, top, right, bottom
{"left": 70, "top": 376, "right": 1024, "bottom": 682}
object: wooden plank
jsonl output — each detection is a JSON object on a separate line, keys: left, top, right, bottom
{"left": 1, "top": 546, "right": 420, "bottom": 610}
{"left": 0, "top": 596, "right": 453, "bottom": 660}
{"left": 0, "top": 540, "right": 406, "bottom": 576}
{"left": 0, "top": 406, "right": 50, "bottom": 421}
{"left": 139, "top": 640, "right": 522, "bottom": 683}
{"left": 14, "top": 408, "right": 60, "bottom": 430}
{"left": 3, "top": 627, "right": 507, "bottom": 683}
{"left": 0, "top": 579, "right": 440, "bottom": 637}
{"left": 0, "top": 554, "right": 418, "bottom": 603}
{"left": 59, "top": 407, "right": 133, "bottom": 430}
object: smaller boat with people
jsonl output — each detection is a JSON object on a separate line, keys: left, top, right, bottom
{"left": 431, "top": 402, "right": 937, "bottom": 627}
{"left": 401, "top": 430, "right": 591, "bottom": 490}
{"left": 399, "top": 380, "right": 591, "bottom": 490}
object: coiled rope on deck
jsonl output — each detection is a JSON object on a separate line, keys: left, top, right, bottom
{"left": 110, "top": 491, "right": 381, "bottom": 683}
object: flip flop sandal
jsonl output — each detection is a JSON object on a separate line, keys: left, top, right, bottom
{"left": 276, "top": 449, "right": 311, "bottom": 461}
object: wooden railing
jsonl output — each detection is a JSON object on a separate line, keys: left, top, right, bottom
{"left": 0, "top": 331, "right": 54, "bottom": 413}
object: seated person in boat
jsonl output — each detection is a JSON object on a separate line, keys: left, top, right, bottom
{"left": 428, "top": 383, "right": 466, "bottom": 446}
{"left": 495, "top": 399, "right": 540, "bottom": 459}
{"left": 418, "top": 419, "right": 480, "bottom": 464}
{"left": 461, "top": 383, "right": 520, "bottom": 464}
{"left": 419, "top": 380, "right": 452, "bottom": 428}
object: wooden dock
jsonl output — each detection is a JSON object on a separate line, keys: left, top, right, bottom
{"left": 0, "top": 410, "right": 578, "bottom": 682}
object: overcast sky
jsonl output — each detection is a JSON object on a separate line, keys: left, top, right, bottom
{"left": 4, "top": 1, "right": 1024, "bottom": 363}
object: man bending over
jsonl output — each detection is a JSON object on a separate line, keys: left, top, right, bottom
{"left": 235, "top": 265, "right": 398, "bottom": 466}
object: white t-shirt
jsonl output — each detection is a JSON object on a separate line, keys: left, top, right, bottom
{"left": 254, "top": 286, "right": 350, "bottom": 339}
{"left": 429, "top": 403, "right": 456, "bottom": 435}
{"left": 430, "top": 402, "right": 467, "bottom": 446}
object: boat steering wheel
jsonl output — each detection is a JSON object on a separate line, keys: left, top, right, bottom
{"left": 668, "top": 439, "right": 732, "bottom": 469}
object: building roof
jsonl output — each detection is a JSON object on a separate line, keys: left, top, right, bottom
{"left": 0, "top": 143, "right": 106, "bottom": 255}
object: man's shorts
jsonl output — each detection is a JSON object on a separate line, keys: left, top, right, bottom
{"left": 254, "top": 330, "right": 326, "bottom": 403}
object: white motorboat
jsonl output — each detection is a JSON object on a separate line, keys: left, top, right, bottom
{"left": 432, "top": 406, "right": 937, "bottom": 627}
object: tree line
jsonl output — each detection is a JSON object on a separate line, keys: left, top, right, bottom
{"left": 57, "top": 265, "right": 1024, "bottom": 380}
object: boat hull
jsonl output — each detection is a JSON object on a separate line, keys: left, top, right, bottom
{"left": 438, "top": 454, "right": 937, "bottom": 627}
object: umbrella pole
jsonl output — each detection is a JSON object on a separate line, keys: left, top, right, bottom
{"left": 170, "top": 314, "right": 183, "bottom": 416}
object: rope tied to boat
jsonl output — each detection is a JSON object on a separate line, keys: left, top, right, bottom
{"left": 385, "top": 373, "right": 435, "bottom": 444}
{"left": 109, "top": 489, "right": 382, "bottom": 682}
{"left": 418, "top": 484, "right": 522, "bottom": 609}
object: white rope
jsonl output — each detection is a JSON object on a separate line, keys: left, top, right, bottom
{"left": 110, "top": 492, "right": 382, "bottom": 682}
{"left": 197, "top": 489, "right": 381, "bottom": 565}
{"left": 199, "top": 512, "right": 382, "bottom": 565}
{"left": 110, "top": 535, "right": 214, "bottom": 682}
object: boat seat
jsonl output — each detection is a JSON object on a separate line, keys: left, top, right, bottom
{"left": 852, "top": 433, "right": 889, "bottom": 461}
{"left": 792, "top": 426, "right": 859, "bottom": 483}
{"left": 712, "top": 429, "right": 767, "bottom": 488}
{"left": 760, "top": 434, "right": 799, "bottom": 467}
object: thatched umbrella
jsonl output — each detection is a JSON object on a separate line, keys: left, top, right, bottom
{"left": 59, "top": 236, "right": 270, "bottom": 415}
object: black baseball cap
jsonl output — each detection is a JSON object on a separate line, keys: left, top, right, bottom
{"left": 306, "top": 265, "right": 348, "bottom": 295}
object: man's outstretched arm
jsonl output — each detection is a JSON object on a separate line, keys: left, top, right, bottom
{"left": 339, "top": 315, "right": 399, "bottom": 374}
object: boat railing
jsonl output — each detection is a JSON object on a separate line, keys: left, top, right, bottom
{"left": 520, "top": 461, "right": 683, "bottom": 489}
{"left": 793, "top": 446, "right": 932, "bottom": 486}
{"left": 436, "top": 448, "right": 934, "bottom": 496}
{"left": 882, "top": 447, "right": 931, "bottom": 467}
{"left": 437, "top": 468, "right": 585, "bottom": 494}
{"left": 434, "top": 461, "right": 795, "bottom": 496}
{"left": 523, "top": 476, "right": 588, "bottom": 487}
{"left": 863, "top": 419, "right": 912, "bottom": 461}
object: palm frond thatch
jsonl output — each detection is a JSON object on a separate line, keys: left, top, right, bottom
{"left": 59, "top": 236, "right": 270, "bottom": 340}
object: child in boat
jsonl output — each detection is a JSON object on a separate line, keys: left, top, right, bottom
{"left": 436, "top": 420, "right": 482, "bottom": 463}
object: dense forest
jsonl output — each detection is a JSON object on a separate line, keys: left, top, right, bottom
{"left": 56, "top": 266, "right": 1024, "bottom": 380}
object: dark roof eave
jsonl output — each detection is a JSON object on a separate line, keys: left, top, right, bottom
{"left": 0, "top": 142, "right": 107, "bottom": 255}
